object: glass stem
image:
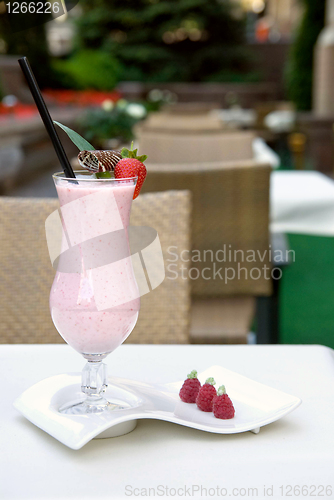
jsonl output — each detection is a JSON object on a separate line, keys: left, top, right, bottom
{"left": 81, "top": 361, "right": 108, "bottom": 404}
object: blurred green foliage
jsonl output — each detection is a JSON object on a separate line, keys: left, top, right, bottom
{"left": 53, "top": 50, "right": 122, "bottom": 90}
{"left": 74, "top": 0, "right": 252, "bottom": 83}
{"left": 286, "top": 0, "right": 325, "bottom": 111}
{"left": 0, "top": 0, "right": 254, "bottom": 90}
{"left": 78, "top": 104, "right": 144, "bottom": 148}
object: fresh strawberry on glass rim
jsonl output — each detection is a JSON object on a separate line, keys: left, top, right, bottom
{"left": 114, "top": 142, "right": 147, "bottom": 199}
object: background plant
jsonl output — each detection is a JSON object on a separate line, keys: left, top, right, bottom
{"left": 77, "top": 101, "right": 147, "bottom": 148}
{"left": 53, "top": 50, "right": 122, "bottom": 90}
{"left": 73, "top": 0, "right": 252, "bottom": 83}
{"left": 285, "top": 0, "right": 325, "bottom": 111}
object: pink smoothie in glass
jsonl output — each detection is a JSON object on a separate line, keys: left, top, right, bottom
{"left": 50, "top": 175, "right": 140, "bottom": 358}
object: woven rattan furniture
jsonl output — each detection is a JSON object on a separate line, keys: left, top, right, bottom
{"left": 190, "top": 297, "right": 256, "bottom": 344}
{"left": 160, "top": 102, "right": 221, "bottom": 115}
{"left": 137, "top": 112, "right": 224, "bottom": 133}
{"left": 141, "top": 159, "right": 272, "bottom": 344}
{"left": 136, "top": 128, "right": 254, "bottom": 163}
{"left": 127, "top": 190, "right": 191, "bottom": 344}
{"left": 0, "top": 190, "right": 191, "bottom": 344}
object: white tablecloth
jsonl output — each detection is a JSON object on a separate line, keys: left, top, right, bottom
{"left": 270, "top": 171, "right": 334, "bottom": 236}
{"left": 1, "top": 344, "right": 334, "bottom": 499}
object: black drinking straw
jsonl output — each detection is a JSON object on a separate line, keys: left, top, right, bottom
{"left": 18, "top": 56, "right": 76, "bottom": 179}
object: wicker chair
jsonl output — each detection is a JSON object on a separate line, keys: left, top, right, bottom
{"left": 140, "top": 159, "right": 272, "bottom": 344}
{"left": 0, "top": 190, "right": 191, "bottom": 344}
{"left": 160, "top": 102, "right": 221, "bottom": 115}
{"left": 136, "top": 128, "right": 254, "bottom": 163}
{"left": 137, "top": 112, "right": 224, "bottom": 133}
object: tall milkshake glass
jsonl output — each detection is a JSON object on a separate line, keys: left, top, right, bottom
{"left": 49, "top": 171, "right": 140, "bottom": 414}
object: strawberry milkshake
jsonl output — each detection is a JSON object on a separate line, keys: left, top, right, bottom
{"left": 50, "top": 172, "right": 140, "bottom": 360}
{"left": 49, "top": 139, "right": 147, "bottom": 414}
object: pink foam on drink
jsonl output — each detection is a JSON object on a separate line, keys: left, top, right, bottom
{"left": 49, "top": 178, "right": 140, "bottom": 357}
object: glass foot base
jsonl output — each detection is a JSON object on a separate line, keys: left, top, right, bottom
{"left": 59, "top": 397, "right": 131, "bottom": 415}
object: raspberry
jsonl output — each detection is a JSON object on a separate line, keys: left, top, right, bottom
{"left": 179, "top": 370, "right": 201, "bottom": 403}
{"left": 213, "top": 385, "right": 235, "bottom": 419}
{"left": 196, "top": 377, "right": 216, "bottom": 412}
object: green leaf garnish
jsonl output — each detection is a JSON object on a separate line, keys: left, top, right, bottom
{"left": 54, "top": 121, "right": 95, "bottom": 151}
{"left": 95, "top": 171, "right": 112, "bottom": 179}
{"left": 121, "top": 143, "right": 147, "bottom": 162}
{"left": 121, "top": 147, "right": 129, "bottom": 158}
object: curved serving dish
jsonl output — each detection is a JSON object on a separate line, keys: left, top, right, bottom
{"left": 14, "top": 365, "right": 301, "bottom": 450}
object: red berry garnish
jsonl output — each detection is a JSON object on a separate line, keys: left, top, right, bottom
{"left": 196, "top": 377, "right": 216, "bottom": 412}
{"left": 213, "top": 385, "right": 235, "bottom": 419}
{"left": 114, "top": 143, "right": 147, "bottom": 199}
{"left": 179, "top": 370, "right": 201, "bottom": 403}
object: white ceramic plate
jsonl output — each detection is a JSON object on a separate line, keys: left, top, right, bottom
{"left": 14, "top": 365, "right": 301, "bottom": 450}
